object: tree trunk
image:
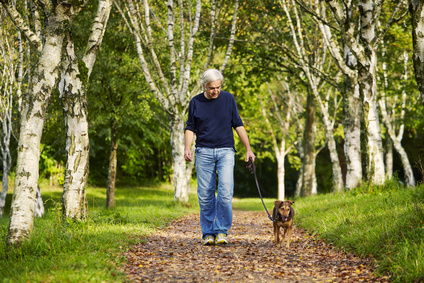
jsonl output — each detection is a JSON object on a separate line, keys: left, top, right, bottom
{"left": 171, "top": 112, "right": 189, "bottom": 203}
{"left": 385, "top": 133, "right": 393, "bottom": 179}
{"left": 294, "top": 132, "right": 303, "bottom": 198}
{"left": 323, "top": 0, "right": 405, "bottom": 186}
{"left": 0, "top": 98, "right": 12, "bottom": 217}
{"left": 60, "top": 0, "right": 112, "bottom": 218}
{"left": 309, "top": 80, "right": 344, "bottom": 192}
{"left": 34, "top": 185, "right": 44, "bottom": 218}
{"left": 342, "top": 46, "right": 363, "bottom": 190}
{"left": 260, "top": 82, "right": 294, "bottom": 201}
{"left": 59, "top": 33, "right": 90, "bottom": 220}
{"left": 391, "top": 139, "right": 415, "bottom": 187}
{"left": 410, "top": 0, "right": 424, "bottom": 105}
{"left": 0, "top": 159, "right": 10, "bottom": 217}
{"left": 358, "top": 0, "right": 385, "bottom": 185}
{"left": 362, "top": 95, "right": 385, "bottom": 184}
{"left": 301, "top": 91, "right": 316, "bottom": 197}
{"left": 0, "top": 19, "right": 14, "bottom": 217}
{"left": 318, "top": 2, "right": 363, "bottom": 190}
{"left": 106, "top": 119, "right": 119, "bottom": 208}
{"left": 343, "top": 82, "right": 363, "bottom": 189}
{"left": 7, "top": 24, "right": 66, "bottom": 245}
{"left": 276, "top": 143, "right": 286, "bottom": 201}
{"left": 379, "top": 93, "right": 416, "bottom": 187}
{"left": 282, "top": 0, "right": 342, "bottom": 193}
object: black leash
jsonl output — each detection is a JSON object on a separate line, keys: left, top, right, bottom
{"left": 246, "top": 158, "right": 275, "bottom": 222}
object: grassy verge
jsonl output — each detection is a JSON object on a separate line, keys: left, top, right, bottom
{"left": 0, "top": 182, "right": 199, "bottom": 282}
{"left": 233, "top": 181, "right": 424, "bottom": 282}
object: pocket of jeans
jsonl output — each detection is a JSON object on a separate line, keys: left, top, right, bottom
{"left": 222, "top": 148, "right": 235, "bottom": 154}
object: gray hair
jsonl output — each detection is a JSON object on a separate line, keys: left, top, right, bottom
{"left": 201, "top": 69, "right": 224, "bottom": 89}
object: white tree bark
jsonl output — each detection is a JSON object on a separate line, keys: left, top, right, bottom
{"left": 106, "top": 119, "right": 119, "bottom": 208}
{"left": 0, "top": 28, "right": 14, "bottom": 217}
{"left": 385, "top": 134, "right": 393, "bottom": 179}
{"left": 324, "top": 0, "right": 407, "bottom": 185}
{"left": 342, "top": 70, "right": 363, "bottom": 189}
{"left": 59, "top": 35, "right": 90, "bottom": 220}
{"left": 378, "top": 52, "right": 415, "bottom": 187}
{"left": 410, "top": 0, "right": 424, "bottom": 105}
{"left": 34, "top": 185, "right": 44, "bottom": 218}
{"left": 59, "top": 0, "right": 112, "bottom": 219}
{"left": 115, "top": 0, "right": 239, "bottom": 202}
{"left": 259, "top": 83, "right": 293, "bottom": 201}
{"left": 4, "top": 0, "right": 109, "bottom": 243}
{"left": 281, "top": 0, "right": 344, "bottom": 193}
{"left": 171, "top": 113, "right": 188, "bottom": 201}
{"left": 318, "top": 2, "right": 363, "bottom": 189}
{"left": 5, "top": 1, "right": 69, "bottom": 244}
{"left": 301, "top": 91, "right": 317, "bottom": 197}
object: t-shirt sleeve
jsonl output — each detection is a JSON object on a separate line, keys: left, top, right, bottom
{"left": 231, "top": 95, "right": 244, "bottom": 128}
{"left": 185, "top": 99, "right": 196, "bottom": 132}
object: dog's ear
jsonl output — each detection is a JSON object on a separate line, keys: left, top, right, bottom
{"left": 287, "top": 200, "right": 294, "bottom": 205}
{"left": 274, "top": 200, "right": 283, "bottom": 208}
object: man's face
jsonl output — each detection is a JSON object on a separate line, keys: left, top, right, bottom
{"left": 204, "top": 80, "right": 222, "bottom": 99}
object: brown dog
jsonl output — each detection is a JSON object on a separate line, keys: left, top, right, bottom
{"left": 272, "top": 200, "right": 295, "bottom": 247}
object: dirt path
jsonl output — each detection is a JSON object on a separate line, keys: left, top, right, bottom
{"left": 123, "top": 211, "right": 391, "bottom": 282}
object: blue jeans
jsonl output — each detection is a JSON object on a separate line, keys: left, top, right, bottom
{"left": 195, "top": 147, "right": 235, "bottom": 239}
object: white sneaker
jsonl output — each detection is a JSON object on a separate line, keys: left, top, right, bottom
{"left": 215, "top": 233, "right": 228, "bottom": 245}
{"left": 203, "top": 235, "right": 215, "bottom": 245}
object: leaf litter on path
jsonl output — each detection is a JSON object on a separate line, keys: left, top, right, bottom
{"left": 122, "top": 211, "right": 390, "bottom": 282}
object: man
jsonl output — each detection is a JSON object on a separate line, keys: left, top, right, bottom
{"left": 184, "top": 69, "right": 255, "bottom": 245}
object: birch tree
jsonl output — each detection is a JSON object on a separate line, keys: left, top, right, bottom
{"left": 323, "top": 0, "right": 408, "bottom": 185}
{"left": 115, "top": 0, "right": 239, "bottom": 202}
{"left": 280, "top": 0, "right": 344, "bottom": 193}
{"left": 259, "top": 80, "right": 295, "bottom": 201}
{"left": 0, "top": 1, "right": 46, "bottom": 218}
{"left": 315, "top": 2, "right": 363, "bottom": 189}
{"left": 2, "top": 0, "right": 112, "bottom": 244}
{"left": 59, "top": 0, "right": 112, "bottom": 219}
{"left": 1, "top": 0, "right": 74, "bottom": 244}
{"left": 379, "top": 49, "right": 415, "bottom": 187}
{"left": 0, "top": 14, "right": 17, "bottom": 216}
{"left": 410, "top": 0, "right": 424, "bottom": 105}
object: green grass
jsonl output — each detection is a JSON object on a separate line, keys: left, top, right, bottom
{"left": 293, "top": 181, "right": 424, "bottom": 283}
{"left": 1, "top": 180, "right": 424, "bottom": 282}
{"left": 232, "top": 182, "right": 424, "bottom": 282}
{"left": 0, "top": 182, "right": 199, "bottom": 282}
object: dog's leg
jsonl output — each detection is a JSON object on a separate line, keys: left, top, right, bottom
{"left": 286, "top": 227, "right": 292, "bottom": 247}
{"left": 273, "top": 223, "right": 277, "bottom": 243}
{"left": 276, "top": 226, "right": 281, "bottom": 245}
{"left": 282, "top": 227, "right": 287, "bottom": 247}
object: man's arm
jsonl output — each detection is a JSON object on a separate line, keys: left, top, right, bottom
{"left": 235, "top": 126, "right": 255, "bottom": 162}
{"left": 184, "top": 130, "right": 195, "bottom": 162}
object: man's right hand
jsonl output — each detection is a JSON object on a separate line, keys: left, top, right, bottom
{"left": 184, "top": 148, "right": 192, "bottom": 162}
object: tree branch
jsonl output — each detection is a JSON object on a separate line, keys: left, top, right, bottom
{"left": 0, "top": 0, "right": 42, "bottom": 52}
{"left": 220, "top": 0, "right": 239, "bottom": 73}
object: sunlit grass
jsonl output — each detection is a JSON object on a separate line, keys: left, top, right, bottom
{"left": 0, "top": 182, "right": 199, "bottom": 282}
{"left": 232, "top": 197, "right": 275, "bottom": 212}
{"left": 234, "top": 181, "right": 424, "bottom": 282}
{"left": 294, "top": 181, "right": 424, "bottom": 282}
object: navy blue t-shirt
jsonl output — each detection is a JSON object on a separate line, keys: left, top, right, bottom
{"left": 185, "top": 91, "right": 244, "bottom": 148}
